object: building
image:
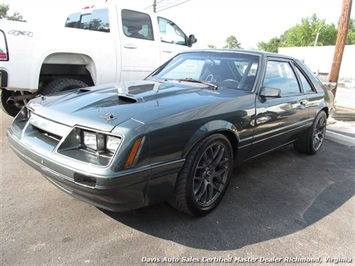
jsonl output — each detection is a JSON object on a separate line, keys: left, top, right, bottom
{"left": 279, "top": 45, "right": 355, "bottom": 82}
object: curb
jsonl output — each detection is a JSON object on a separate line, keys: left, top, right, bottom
{"left": 326, "top": 130, "right": 355, "bottom": 147}
{"left": 333, "top": 111, "right": 355, "bottom": 121}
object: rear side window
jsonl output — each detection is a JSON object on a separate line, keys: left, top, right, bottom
{"left": 294, "top": 66, "right": 315, "bottom": 93}
{"left": 65, "top": 8, "right": 110, "bottom": 32}
{"left": 122, "top": 9, "right": 154, "bottom": 41}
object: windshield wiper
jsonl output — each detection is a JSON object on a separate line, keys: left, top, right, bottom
{"left": 176, "top": 78, "right": 218, "bottom": 90}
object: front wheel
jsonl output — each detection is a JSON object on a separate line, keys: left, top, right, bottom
{"left": 294, "top": 111, "right": 327, "bottom": 155}
{"left": 169, "top": 134, "right": 234, "bottom": 216}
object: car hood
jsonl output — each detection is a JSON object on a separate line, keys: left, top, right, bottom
{"left": 27, "top": 80, "right": 249, "bottom": 132}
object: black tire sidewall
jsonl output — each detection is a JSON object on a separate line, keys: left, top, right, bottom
{"left": 40, "top": 78, "right": 88, "bottom": 95}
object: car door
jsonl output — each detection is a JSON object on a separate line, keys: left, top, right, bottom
{"left": 157, "top": 17, "right": 190, "bottom": 64}
{"left": 120, "top": 9, "right": 160, "bottom": 81}
{"left": 249, "top": 58, "right": 310, "bottom": 157}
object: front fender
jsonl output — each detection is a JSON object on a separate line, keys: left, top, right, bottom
{"left": 182, "top": 120, "right": 240, "bottom": 158}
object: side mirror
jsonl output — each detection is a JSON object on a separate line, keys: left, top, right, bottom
{"left": 259, "top": 86, "right": 281, "bottom": 98}
{"left": 322, "top": 82, "right": 337, "bottom": 91}
{"left": 187, "top": 34, "right": 197, "bottom": 47}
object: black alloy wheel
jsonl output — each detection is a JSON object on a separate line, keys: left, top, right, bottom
{"left": 312, "top": 112, "right": 327, "bottom": 151}
{"left": 169, "top": 134, "right": 233, "bottom": 216}
{"left": 294, "top": 111, "right": 327, "bottom": 155}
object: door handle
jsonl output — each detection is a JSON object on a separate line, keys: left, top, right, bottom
{"left": 162, "top": 49, "right": 173, "bottom": 53}
{"left": 124, "top": 44, "right": 138, "bottom": 49}
{"left": 300, "top": 100, "right": 308, "bottom": 106}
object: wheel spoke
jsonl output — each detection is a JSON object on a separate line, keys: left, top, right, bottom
{"left": 312, "top": 115, "right": 326, "bottom": 150}
{"left": 211, "top": 145, "right": 225, "bottom": 166}
{"left": 211, "top": 182, "right": 222, "bottom": 193}
{"left": 194, "top": 182, "right": 206, "bottom": 201}
{"left": 206, "top": 184, "right": 214, "bottom": 202}
{"left": 215, "top": 166, "right": 228, "bottom": 181}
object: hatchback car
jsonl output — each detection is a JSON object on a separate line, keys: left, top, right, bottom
{"left": 7, "top": 49, "right": 333, "bottom": 216}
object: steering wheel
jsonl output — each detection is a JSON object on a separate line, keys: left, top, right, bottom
{"left": 221, "top": 79, "right": 239, "bottom": 88}
{"left": 205, "top": 74, "right": 215, "bottom": 82}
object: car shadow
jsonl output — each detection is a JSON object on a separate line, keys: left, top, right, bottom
{"left": 101, "top": 140, "right": 355, "bottom": 250}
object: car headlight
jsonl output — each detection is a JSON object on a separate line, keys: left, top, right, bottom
{"left": 82, "top": 130, "right": 121, "bottom": 155}
{"left": 106, "top": 135, "right": 121, "bottom": 154}
{"left": 57, "top": 127, "right": 122, "bottom": 166}
{"left": 83, "top": 131, "right": 98, "bottom": 150}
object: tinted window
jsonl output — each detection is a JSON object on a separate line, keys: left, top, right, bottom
{"left": 122, "top": 10, "right": 154, "bottom": 40}
{"left": 263, "top": 61, "right": 301, "bottom": 96}
{"left": 295, "top": 66, "right": 315, "bottom": 93}
{"left": 65, "top": 8, "right": 110, "bottom": 32}
{"left": 158, "top": 17, "right": 186, "bottom": 45}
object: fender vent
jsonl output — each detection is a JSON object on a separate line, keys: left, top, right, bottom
{"left": 78, "top": 88, "right": 91, "bottom": 93}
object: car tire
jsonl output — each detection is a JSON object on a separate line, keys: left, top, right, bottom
{"left": 294, "top": 110, "right": 327, "bottom": 155}
{"left": 169, "top": 134, "right": 234, "bottom": 216}
{"left": 40, "top": 78, "right": 88, "bottom": 95}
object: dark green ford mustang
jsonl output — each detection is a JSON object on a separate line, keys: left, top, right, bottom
{"left": 7, "top": 50, "right": 333, "bottom": 216}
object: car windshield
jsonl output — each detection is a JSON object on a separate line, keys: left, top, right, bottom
{"left": 148, "top": 52, "right": 260, "bottom": 91}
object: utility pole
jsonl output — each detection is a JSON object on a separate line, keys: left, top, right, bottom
{"left": 328, "top": 0, "right": 352, "bottom": 98}
{"left": 153, "top": 0, "right": 157, "bottom": 13}
{"left": 146, "top": 0, "right": 191, "bottom": 13}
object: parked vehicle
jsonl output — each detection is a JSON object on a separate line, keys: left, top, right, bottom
{"left": 7, "top": 49, "right": 333, "bottom": 216}
{"left": 0, "top": 1, "right": 196, "bottom": 116}
{"left": 338, "top": 79, "right": 355, "bottom": 88}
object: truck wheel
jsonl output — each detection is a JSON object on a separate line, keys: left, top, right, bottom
{"left": 0, "top": 89, "right": 22, "bottom": 117}
{"left": 169, "top": 134, "right": 233, "bottom": 216}
{"left": 40, "top": 78, "right": 88, "bottom": 95}
{"left": 294, "top": 111, "right": 327, "bottom": 155}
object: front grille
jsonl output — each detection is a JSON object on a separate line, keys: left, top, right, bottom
{"left": 37, "top": 128, "right": 62, "bottom": 142}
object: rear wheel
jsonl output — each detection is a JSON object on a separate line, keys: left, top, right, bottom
{"left": 294, "top": 111, "right": 327, "bottom": 155}
{"left": 40, "top": 78, "right": 88, "bottom": 95}
{"left": 1, "top": 78, "right": 88, "bottom": 117}
{"left": 169, "top": 134, "right": 233, "bottom": 216}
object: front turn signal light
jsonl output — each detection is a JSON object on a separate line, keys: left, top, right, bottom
{"left": 125, "top": 137, "right": 144, "bottom": 168}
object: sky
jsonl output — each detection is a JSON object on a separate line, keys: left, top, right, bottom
{"left": 2, "top": 0, "right": 354, "bottom": 49}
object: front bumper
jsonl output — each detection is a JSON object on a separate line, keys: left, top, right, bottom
{"left": 6, "top": 118, "right": 184, "bottom": 212}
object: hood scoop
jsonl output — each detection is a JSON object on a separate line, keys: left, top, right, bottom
{"left": 118, "top": 94, "right": 138, "bottom": 104}
{"left": 79, "top": 88, "right": 92, "bottom": 93}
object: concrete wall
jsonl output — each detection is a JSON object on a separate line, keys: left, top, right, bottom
{"left": 278, "top": 45, "right": 355, "bottom": 81}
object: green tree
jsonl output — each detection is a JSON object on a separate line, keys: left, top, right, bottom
{"left": 257, "top": 37, "right": 280, "bottom": 53}
{"left": 208, "top": 44, "right": 216, "bottom": 48}
{"left": 346, "top": 18, "right": 355, "bottom": 44}
{"left": 0, "top": 4, "right": 25, "bottom": 21}
{"left": 280, "top": 14, "right": 337, "bottom": 47}
{"left": 224, "top": 35, "right": 241, "bottom": 49}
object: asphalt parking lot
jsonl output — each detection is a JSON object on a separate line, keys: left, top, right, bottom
{"left": 1, "top": 112, "right": 354, "bottom": 265}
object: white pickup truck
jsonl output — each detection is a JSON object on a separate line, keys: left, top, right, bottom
{"left": 0, "top": 1, "right": 197, "bottom": 116}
